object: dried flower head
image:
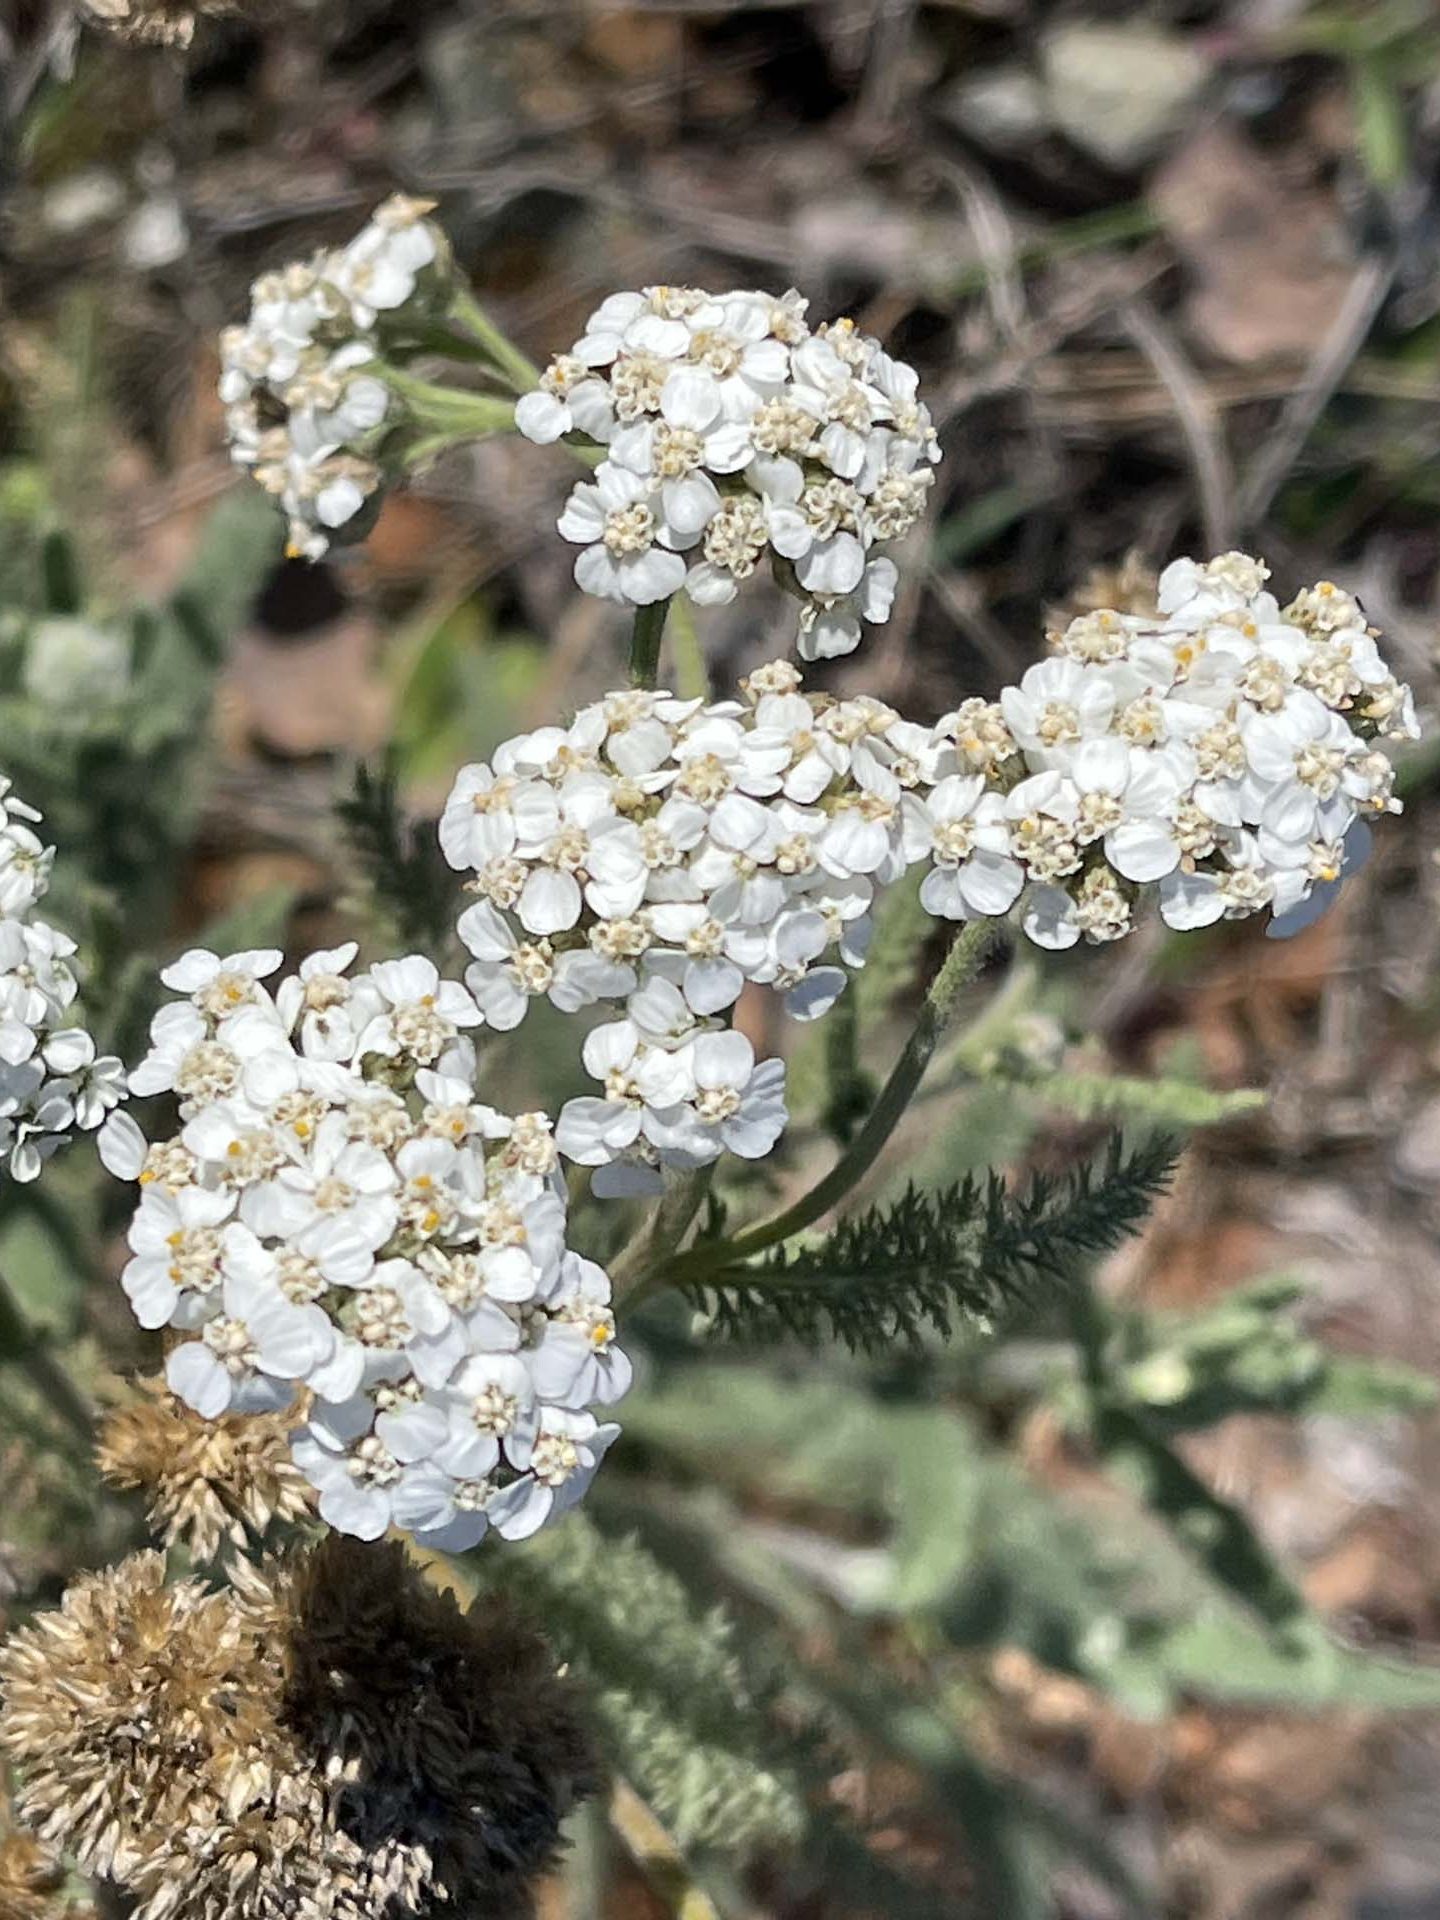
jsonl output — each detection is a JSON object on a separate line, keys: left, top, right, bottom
{"left": 0, "top": 1553, "right": 265, "bottom": 1885}
{"left": 242, "top": 1537, "right": 598, "bottom": 1916}
{"left": 0, "top": 1822, "right": 94, "bottom": 1920}
{"left": 80, "top": 0, "right": 237, "bottom": 46}
{"left": 96, "top": 1377, "right": 313, "bottom": 1562}
{"left": 0, "top": 1540, "right": 596, "bottom": 1920}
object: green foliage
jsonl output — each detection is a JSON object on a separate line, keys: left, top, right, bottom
{"left": 0, "top": 496, "right": 279, "bottom": 1008}
{"left": 386, "top": 593, "right": 549, "bottom": 784}
{"left": 681, "top": 1131, "right": 1179, "bottom": 1353}
{"left": 1096, "top": 1273, "right": 1438, "bottom": 1433}
{"left": 1014, "top": 1067, "right": 1266, "bottom": 1128}
{"left": 482, "top": 1514, "right": 808, "bottom": 1857}
{"left": 337, "top": 757, "right": 461, "bottom": 957}
{"left": 624, "top": 1334, "right": 1440, "bottom": 1744}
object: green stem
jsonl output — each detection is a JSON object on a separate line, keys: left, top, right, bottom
{"left": 0, "top": 1268, "right": 94, "bottom": 1444}
{"left": 611, "top": 1165, "right": 714, "bottom": 1303}
{"left": 667, "top": 594, "right": 710, "bottom": 699}
{"left": 629, "top": 599, "right": 671, "bottom": 690}
{"left": 446, "top": 285, "right": 542, "bottom": 396}
{"left": 375, "top": 364, "right": 518, "bottom": 438}
{"left": 645, "top": 920, "right": 1001, "bottom": 1295}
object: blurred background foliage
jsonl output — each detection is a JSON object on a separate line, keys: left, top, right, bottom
{"left": 4, "top": 1, "right": 1440, "bottom": 1915}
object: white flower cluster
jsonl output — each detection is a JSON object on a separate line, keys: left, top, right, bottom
{"left": 100, "top": 945, "right": 626, "bottom": 1550}
{"left": 438, "top": 555, "right": 1417, "bottom": 1092}
{"left": 931, "top": 551, "right": 1418, "bottom": 950}
{"left": 0, "top": 776, "right": 125, "bottom": 1182}
{"left": 440, "top": 660, "right": 967, "bottom": 1191}
{"left": 516, "top": 285, "right": 940, "bottom": 658}
{"left": 220, "top": 195, "right": 445, "bottom": 560}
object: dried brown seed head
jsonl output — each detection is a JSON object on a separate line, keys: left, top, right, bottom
{"left": 96, "top": 1378, "right": 312, "bottom": 1563}
{"left": 0, "top": 1540, "right": 596, "bottom": 1920}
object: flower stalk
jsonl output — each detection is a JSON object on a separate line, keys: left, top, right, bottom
{"left": 376, "top": 364, "right": 519, "bottom": 440}
{"left": 639, "top": 919, "right": 1002, "bottom": 1299}
{"left": 447, "top": 285, "right": 542, "bottom": 396}
{"left": 628, "top": 598, "right": 671, "bottom": 690}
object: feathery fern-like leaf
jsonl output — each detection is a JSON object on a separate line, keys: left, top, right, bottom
{"left": 338, "top": 756, "right": 459, "bottom": 954}
{"left": 683, "top": 1132, "right": 1179, "bottom": 1354}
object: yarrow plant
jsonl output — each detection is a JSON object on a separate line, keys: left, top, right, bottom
{"left": 0, "top": 188, "right": 1428, "bottom": 1920}
{"left": 220, "top": 196, "right": 450, "bottom": 560}
{"left": 143, "top": 199, "right": 1431, "bottom": 1540}
{"left": 517, "top": 285, "right": 939, "bottom": 656}
{"left": 938, "top": 552, "right": 1417, "bottom": 948}
{"left": 0, "top": 776, "right": 124, "bottom": 1182}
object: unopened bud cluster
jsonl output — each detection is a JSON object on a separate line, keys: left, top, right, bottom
{"left": 517, "top": 284, "right": 940, "bottom": 656}
{"left": 220, "top": 196, "right": 446, "bottom": 560}
{"left": 102, "top": 944, "right": 627, "bottom": 1547}
{"left": 0, "top": 775, "right": 125, "bottom": 1182}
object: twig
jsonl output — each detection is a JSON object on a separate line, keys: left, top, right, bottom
{"left": 924, "top": 568, "right": 1022, "bottom": 682}
{"left": 1121, "top": 294, "right": 1235, "bottom": 553}
{"left": 1236, "top": 254, "right": 1397, "bottom": 530}
{"left": 858, "top": 0, "right": 920, "bottom": 130}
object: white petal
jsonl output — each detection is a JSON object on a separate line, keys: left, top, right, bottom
{"left": 515, "top": 390, "right": 569, "bottom": 444}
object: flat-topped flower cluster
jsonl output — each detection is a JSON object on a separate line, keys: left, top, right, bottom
{"left": 101, "top": 945, "right": 628, "bottom": 1550}
{"left": 442, "top": 659, "right": 954, "bottom": 1192}
{"left": 440, "top": 552, "right": 1417, "bottom": 1113}
{"left": 0, "top": 776, "right": 124, "bottom": 1182}
{"left": 516, "top": 284, "right": 940, "bottom": 657}
{"left": 220, "top": 195, "right": 445, "bottom": 560}
{"left": 984, "top": 551, "right": 1418, "bottom": 947}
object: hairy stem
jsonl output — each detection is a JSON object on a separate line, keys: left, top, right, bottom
{"left": 629, "top": 599, "right": 671, "bottom": 690}
{"left": 0, "top": 1268, "right": 94, "bottom": 1444}
{"left": 611, "top": 1165, "right": 714, "bottom": 1302}
{"left": 446, "top": 286, "right": 541, "bottom": 396}
{"left": 639, "top": 920, "right": 1002, "bottom": 1296}
{"left": 376, "top": 365, "right": 518, "bottom": 440}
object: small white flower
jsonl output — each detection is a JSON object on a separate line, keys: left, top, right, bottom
{"left": 1001, "top": 658, "right": 1115, "bottom": 764}
{"left": 487, "top": 1409, "right": 621, "bottom": 1540}
{"left": 558, "top": 462, "right": 692, "bottom": 606}
{"left": 641, "top": 1031, "right": 787, "bottom": 1168}
{"left": 458, "top": 899, "right": 634, "bottom": 1029}
{"left": 797, "top": 557, "right": 899, "bottom": 661}
{"left": 274, "top": 943, "right": 361, "bottom": 1060}
{"left": 166, "top": 1265, "right": 334, "bottom": 1418}
{"left": 352, "top": 954, "right": 483, "bottom": 1064}
{"left": 329, "top": 193, "right": 441, "bottom": 330}
{"left": 914, "top": 776, "right": 1024, "bottom": 920}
